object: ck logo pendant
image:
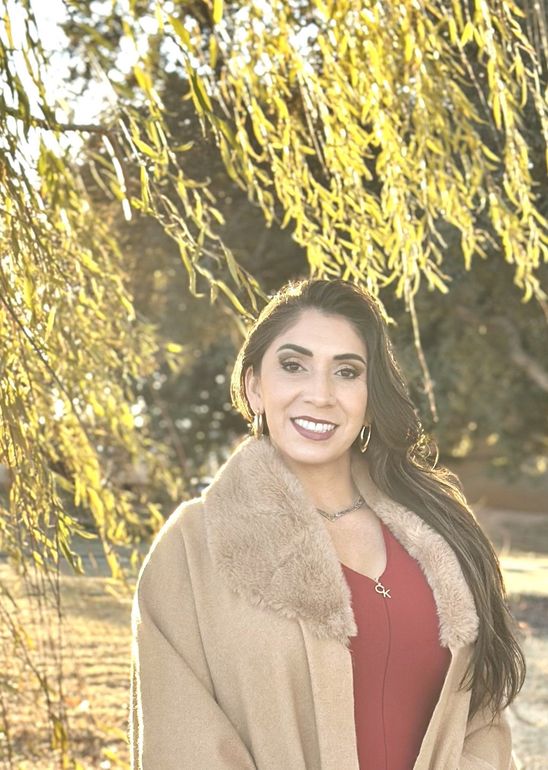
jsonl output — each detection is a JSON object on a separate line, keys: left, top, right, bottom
{"left": 375, "top": 580, "right": 391, "bottom": 598}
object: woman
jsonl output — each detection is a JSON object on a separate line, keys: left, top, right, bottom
{"left": 129, "top": 279, "right": 525, "bottom": 769}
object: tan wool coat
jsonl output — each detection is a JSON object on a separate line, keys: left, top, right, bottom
{"left": 129, "top": 435, "right": 519, "bottom": 769}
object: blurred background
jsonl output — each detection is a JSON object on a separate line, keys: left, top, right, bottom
{"left": 0, "top": 0, "right": 547, "bottom": 767}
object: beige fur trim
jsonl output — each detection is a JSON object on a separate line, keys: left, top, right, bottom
{"left": 350, "top": 454, "right": 480, "bottom": 647}
{"left": 203, "top": 436, "right": 479, "bottom": 648}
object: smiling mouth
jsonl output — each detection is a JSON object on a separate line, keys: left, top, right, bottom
{"left": 291, "top": 417, "right": 338, "bottom": 434}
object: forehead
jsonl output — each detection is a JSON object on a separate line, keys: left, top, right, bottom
{"left": 267, "top": 308, "right": 367, "bottom": 355}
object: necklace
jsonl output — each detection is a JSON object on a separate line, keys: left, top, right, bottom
{"left": 315, "top": 493, "right": 366, "bottom": 521}
{"left": 317, "top": 495, "right": 393, "bottom": 598}
{"left": 373, "top": 579, "right": 392, "bottom": 598}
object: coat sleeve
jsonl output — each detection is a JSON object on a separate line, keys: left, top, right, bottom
{"left": 459, "top": 702, "right": 520, "bottom": 770}
{"left": 129, "top": 509, "right": 257, "bottom": 770}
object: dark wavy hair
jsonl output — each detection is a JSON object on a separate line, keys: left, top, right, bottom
{"left": 230, "top": 278, "right": 525, "bottom": 722}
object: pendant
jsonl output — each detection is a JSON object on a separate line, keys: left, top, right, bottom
{"left": 375, "top": 580, "right": 391, "bottom": 598}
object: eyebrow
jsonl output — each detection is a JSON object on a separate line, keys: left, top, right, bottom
{"left": 276, "top": 343, "right": 366, "bottom": 365}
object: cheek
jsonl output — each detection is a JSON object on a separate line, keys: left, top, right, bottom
{"left": 263, "top": 375, "right": 298, "bottom": 407}
{"left": 346, "top": 383, "right": 368, "bottom": 414}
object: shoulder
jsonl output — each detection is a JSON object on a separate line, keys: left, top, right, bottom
{"left": 157, "top": 496, "right": 205, "bottom": 542}
{"left": 131, "top": 498, "right": 210, "bottom": 646}
{"left": 135, "top": 496, "right": 205, "bottom": 587}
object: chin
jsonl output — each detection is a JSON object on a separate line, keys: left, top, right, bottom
{"left": 271, "top": 437, "right": 349, "bottom": 466}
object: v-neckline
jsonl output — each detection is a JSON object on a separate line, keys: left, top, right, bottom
{"left": 339, "top": 518, "right": 390, "bottom": 584}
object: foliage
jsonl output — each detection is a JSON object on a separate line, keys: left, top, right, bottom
{"left": 0, "top": 3, "right": 181, "bottom": 765}
{"left": 64, "top": 0, "right": 548, "bottom": 457}
{"left": 63, "top": 0, "right": 547, "bottom": 304}
{"left": 65, "top": 0, "right": 547, "bottom": 464}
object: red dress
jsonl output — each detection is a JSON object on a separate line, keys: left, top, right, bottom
{"left": 340, "top": 518, "right": 451, "bottom": 770}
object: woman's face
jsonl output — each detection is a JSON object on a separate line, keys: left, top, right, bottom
{"left": 245, "top": 308, "right": 369, "bottom": 469}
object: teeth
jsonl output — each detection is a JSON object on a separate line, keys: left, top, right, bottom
{"left": 294, "top": 418, "right": 336, "bottom": 433}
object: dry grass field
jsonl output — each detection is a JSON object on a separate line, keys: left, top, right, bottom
{"left": 1, "top": 507, "right": 547, "bottom": 770}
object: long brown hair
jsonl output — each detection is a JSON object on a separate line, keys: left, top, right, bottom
{"left": 230, "top": 278, "right": 525, "bottom": 721}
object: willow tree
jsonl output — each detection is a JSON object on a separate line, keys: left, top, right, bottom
{"left": 0, "top": 0, "right": 546, "bottom": 766}
{"left": 0, "top": 3, "right": 187, "bottom": 766}
{"left": 63, "top": 0, "right": 547, "bottom": 411}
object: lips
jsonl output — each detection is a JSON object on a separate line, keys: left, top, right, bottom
{"left": 291, "top": 416, "right": 338, "bottom": 426}
{"left": 290, "top": 417, "right": 339, "bottom": 441}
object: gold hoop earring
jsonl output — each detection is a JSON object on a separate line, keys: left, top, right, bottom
{"left": 252, "top": 411, "right": 264, "bottom": 439}
{"left": 359, "top": 424, "right": 371, "bottom": 453}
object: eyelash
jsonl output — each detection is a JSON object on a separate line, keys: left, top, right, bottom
{"left": 280, "top": 360, "right": 361, "bottom": 379}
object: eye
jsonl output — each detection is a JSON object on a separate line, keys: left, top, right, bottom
{"left": 280, "top": 360, "right": 304, "bottom": 373}
{"left": 337, "top": 367, "right": 359, "bottom": 379}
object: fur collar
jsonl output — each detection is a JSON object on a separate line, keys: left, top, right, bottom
{"left": 202, "top": 436, "right": 479, "bottom": 649}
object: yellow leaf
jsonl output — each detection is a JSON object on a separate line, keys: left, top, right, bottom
{"left": 448, "top": 17, "right": 458, "bottom": 45}
{"left": 88, "top": 488, "right": 105, "bottom": 523}
{"left": 133, "top": 65, "right": 152, "bottom": 94}
{"left": 119, "top": 407, "right": 134, "bottom": 429}
{"left": 481, "top": 143, "right": 500, "bottom": 162}
{"left": 314, "top": 0, "right": 329, "bottom": 19}
{"left": 165, "top": 342, "right": 184, "bottom": 353}
{"left": 3, "top": 12, "right": 14, "bottom": 47}
{"left": 105, "top": 550, "right": 122, "bottom": 580}
{"left": 519, "top": 75, "right": 527, "bottom": 108}
{"left": 32, "top": 550, "right": 44, "bottom": 567}
{"left": 492, "top": 92, "right": 501, "bottom": 129}
{"left": 225, "top": 248, "right": 241, "bottom": 286}
{"left": 169, "top": 15, "right": 193, "bottom": 50}
{"left": 209, "top": 35, "right": 218, "bottom": 68}
{"left": 189, "top": 71, "right": 213, "bottom": 113}
{"left": 51, "top": 717, "right": 68, "bottom": 751}
{"left": 425, "top": 268, "right": 449, "bottom": 293}
{"left": 281, "top": 208, "right": 293, "bottom": 228}
{"left": 460, "top": 21, "right": 474, "bottom": 46}
{"left": 133, "top": 136, "right": 158, "bottom": 159}
{"left": 89, "top": 393, "right": 105, "bottom": 418}
{"left": 426, "top": 138, "right": 444, "bottom": 155}
{"left": 81, "top": 251, "right": 103, "bottom": 276}
{"left": 486, "top": 58, "right": 496, "bottom": 91}
{"left": 209, "top": 206, "right": 226, "bottom": 225}
{"left": 216, "top": 280, "right": 248, "bottom": 315}
{"left": 177, "top": 239, "right": 197, "bottom": 294}
{"left": 154, "top": 1, "right": 164, "bottom": 32}
{"left": 24, "top": 275, "right": 33, "bottom": 308}
{"left": 213, "top": 0, "right": 223, "bottom": 25}
{"left": 84, "top": 458, "right": 102, "bottom": 488}
{"left": 174, "top": 141, "right": 195, "bottom": 152}
{"left": 498, "top": 90, "right": 512, "bottom": 128}
{"left": 404, "top": 33, "right": 414, "bottom": 63}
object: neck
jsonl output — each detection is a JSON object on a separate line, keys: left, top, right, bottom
{"left": 274, "top": 446, "right": 360, "bottom": 513}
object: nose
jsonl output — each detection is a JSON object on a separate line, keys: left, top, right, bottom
{"left": 303, "top": 370, "right": 337, "bottom": 406}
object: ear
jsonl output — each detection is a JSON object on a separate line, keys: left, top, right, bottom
{"left": 244, "top": 365, "right": 263, "bottom": 413}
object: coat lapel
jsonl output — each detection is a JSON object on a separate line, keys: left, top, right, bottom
{"left": 202, "top": 435, "right": 479, "bottom": 649}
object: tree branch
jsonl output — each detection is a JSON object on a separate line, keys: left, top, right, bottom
{"left": 489, "top": 316, "right": 548, "bottom": 393}
{"left": 3, "top": 104, "right": 113, "bottom": 135}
